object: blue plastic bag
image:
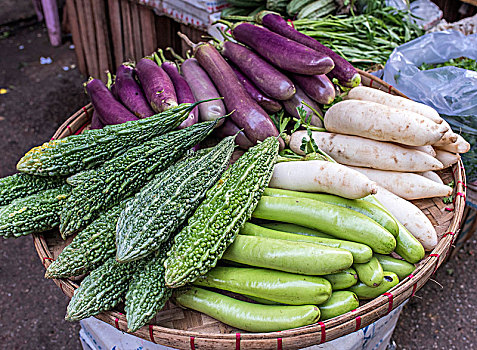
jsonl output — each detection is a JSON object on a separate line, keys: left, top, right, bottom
{"left": 382, "top": 31, "right": 477, "bottom": 118}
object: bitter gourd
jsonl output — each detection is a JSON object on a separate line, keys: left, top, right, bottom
{"left": 0, "top": 173, "right": 65, "bottom": 206}
{"left": 17, "top": 103, "right": 196, "bottom": 176}
{"left": 164, "top": 137, "right": 279, "bottom": 288}
{"left": 0, "top": 184, "right": 71, "bottom": 238}
{"left": 59, "top": 119, "right": 219, "bottom": 237}
{"left": 65, "top": 257, "right": 140, "bottom": 321}
{"left": 124, "top": 241, "right": 173, "bottom": 332}
{"left": 116, "top": 136, "right": 236, "bottom": 263}
{"left": 45, "top": 200, "right": 131, "bottom": 279}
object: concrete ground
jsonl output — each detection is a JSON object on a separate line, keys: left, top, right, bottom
{"left": 0, "top": 9, "right": 476, "bottom": 350}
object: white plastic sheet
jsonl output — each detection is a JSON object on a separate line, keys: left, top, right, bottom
{"left": 382, "top": 31, "right": 477, "bottom": 118}
{"left": 79, "top": 303, "right": 404, "bottom": 350}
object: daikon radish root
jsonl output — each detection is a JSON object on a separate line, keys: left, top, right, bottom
{"left": 289, "top": 131, "right": 444, "bottom": 172}
{"left": 419, "top": 171, "right": 444, "bottom": 185}
{"left": 432, "top": 120, "right": 457, "bottom": 146}
{"left": 269, "top": 160, "right": 377, "bottom": 199}
{"left": 435, "top": 134, "right": 471, "bottom": 154}
{"left": 347, "top": 86, "right": 443, "bottom": 124}
{"left": 400, "top": 144, "right": 436, "bottom": 157}
{"left": 435, "top": 150, "right": 461, "bottom": 168}
{"left": 325, "top": 100, "right": 448, "bottom": 146}
{"left": 373, "top": 186, "right": 438, "bottom": 251}
{"left": 349, "top": 167, "right": 452, "bottom": 200}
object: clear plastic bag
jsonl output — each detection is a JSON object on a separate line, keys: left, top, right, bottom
{"left": 382, "top": 31, "right": 477, "bottom": 118}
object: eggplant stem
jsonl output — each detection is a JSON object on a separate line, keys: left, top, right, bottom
{"left": 157, "top": 48, "right": 167, "bottom": 63}
{"left": 177, "top": 31, "right": 196, "bottom": 49}
{"left": 166, "top": 47, "right": 185, "bottom": 63}
{"left": 201, "top": 35, "right": 221, "bottom": 44}
{"left": 105, "top": 71, "right": 114, "bottom": 89}
{"left": 186, "top": 50, "right": 192, "bottom": 59}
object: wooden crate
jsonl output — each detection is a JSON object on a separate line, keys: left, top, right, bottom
{"left": 66, "top": 0, "right": 207, "bottom": 80}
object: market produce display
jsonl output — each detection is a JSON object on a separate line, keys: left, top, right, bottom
{"left": 0, "top": 10, "right": 470, "bottom": 339}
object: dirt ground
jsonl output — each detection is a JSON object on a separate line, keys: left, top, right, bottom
{"left": 1, "top": 14, "right": 476, "bottom": 350}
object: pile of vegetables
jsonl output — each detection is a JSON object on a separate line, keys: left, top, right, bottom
{"left": 419, "top": 57, "right": 477, "bottom": 72}
{"left": 0, "top": 11, "right": 471, "bottom": 335}
{"left": 222, "top": 0, "right": 337, "bottom": 19}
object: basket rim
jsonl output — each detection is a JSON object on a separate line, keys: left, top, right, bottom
{"left": 32, "top": 74, "right": 466, "bottom": 348}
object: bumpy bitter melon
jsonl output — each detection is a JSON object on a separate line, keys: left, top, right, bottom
{"left": 59, "top": 119, "right": 220, "bottom": 237}
{"left": 65, "top": 257, "right": 141, "bottom": 321}
{"left": 0, "top": 184, "right": 71, "bottom": 238}
{"left": 0, "top": 173, "right": 65, "bottom": 206}
{"left": 17, "top": 103, "right": 197, "bottom": 176}
{"left": 45, "top": 200, "right": 130, "bottom": 279}
{"left": 116, "top": 136, "right": 236, "bottom": 262}
{"left": 164, "top": 137, "right": 280, "bottom": 288}
{"left": 124, "top": 241, "right": 173, "bottom": 332}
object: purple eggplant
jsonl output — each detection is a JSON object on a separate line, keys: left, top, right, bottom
{"left": 214, "top": 119, "right": 254, "bottom": 150}
{"left": 181, "top": 37, "right": 281, "bottom": 146}
{"left": 135, "top": 58, "right": 177, "bottom": 113}
{"left": 222, "top": 41, "right": 295, "bottom": 101}
{"left": 85, "top": 78, "right": 138, "bottom": 125}
{"left": 156, "top": 52, "right": 198, "bottom": 129}
{"left": 90, "top": 110, "right": 104, "bottom": 129}
{"left": 291, "top": 73, "right": 335, "bottom": 105}
{"left": 283, "top": 85, "right": 323, "bottom": 127}
{"left": 182, "top": 58, "right": 226, "bottom": 127}
{"left": 230, "top": 64, "right": 282, "bottom": 114}
{"left": 229, "top": 22, "right": 334, "bottom": 75}
{"left": 256, "top": 12, "right": 360, "bottom": 88}
{"left": 114, "top": 64, "right": 155, "bottom": 119}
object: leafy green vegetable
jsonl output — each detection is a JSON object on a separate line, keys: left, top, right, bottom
{"left": 419, "top": 57, "right": 477, "bottom": 72}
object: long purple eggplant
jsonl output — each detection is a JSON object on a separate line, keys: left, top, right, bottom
{"left": 214, "top": 119, "right": 254, "bottom": 149}
{"left": 230, "top": 64, "right": 282, "bottom": 114}
{"left": 156, "top": 52, "right": 198, "bottom": 129}
{"left": 222, "top": 41, "right": 295, "bottom": 101}
{"left": 135, "top": 58, "right": 177, "bottom": 113}
{"left": 179, "top": 34, "right": 281, "bottom": 146}
{"left": 85, "top": 79, "right": 138, "bottom": 125}
{"left": 256, "top": 12, "right": 360, "bottom": 87}
{"left": 182, "top": 58, "right": 225, "bottom": 127}
{"left": 291, "top": 73, "right": 335, "bottom": 105}
{"left": 90, "top": 110, "right": 104, "bottom": 129}
{"left": 283, "top": 85, "right": 323, "bottom": 127}
{"left": 228, "top": 22, "right": 334, "bottom": 75}
{"left": 115, "top": 64, "right": 155, "bottom": 119}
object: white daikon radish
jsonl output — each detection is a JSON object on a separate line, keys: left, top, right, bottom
{"left": 325, "top": 100, "right": 448, "bottom": 146}
{"left": 435, "top": 134, "right": 471, "bottom": 154}
{"left": 400, "top": 144, "right": 436, "bottom": 157}
{"left": 435, "top": 150, "right": 461, "bottom": 168}
{"left": 347, "top": 86, "right": 443, "bottom": 124}
{"left": 373, "top": 186, "right": 438, "bottom": 251}
{"left": 289, "top": 131, "right": 444, "bottom": 172}
{"left": 269, "top": 160, "right": 377, "bottom": 199}
{"left": 419, "top": 171, "right": 444, "bottom": 185}
{"left": 349, "top": 166, "right": 453, "bottom": 200}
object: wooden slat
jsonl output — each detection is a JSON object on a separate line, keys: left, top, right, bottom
{"left": 155, "top": 15, "right": 175, "bottom": 52}
{"left": 139, "top": 5, "right": 156, "bottom": 56}
{"left": 121, "top": 0, "right": 134, "bottom": 61}
{"left": 129, "top": 1, "right": 143, "bottom": 61}
{"left": 74, "top": 0, "right": 94, "bottom": 77}
{"left": 66, "top": 0, "right": 86, "bottom": 75}
{"left": 91, "top": 0, "right": 113, "bottom": 81}
{"left": 107, "top": 0, "right": 123, "bottom": 69}
{"left": 82, "top": 0, "right": 100, "bottom": 78}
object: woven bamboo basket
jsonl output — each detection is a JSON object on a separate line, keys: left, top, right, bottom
{"left": 33, "top": 70, "right": 466, "bottom": 349}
